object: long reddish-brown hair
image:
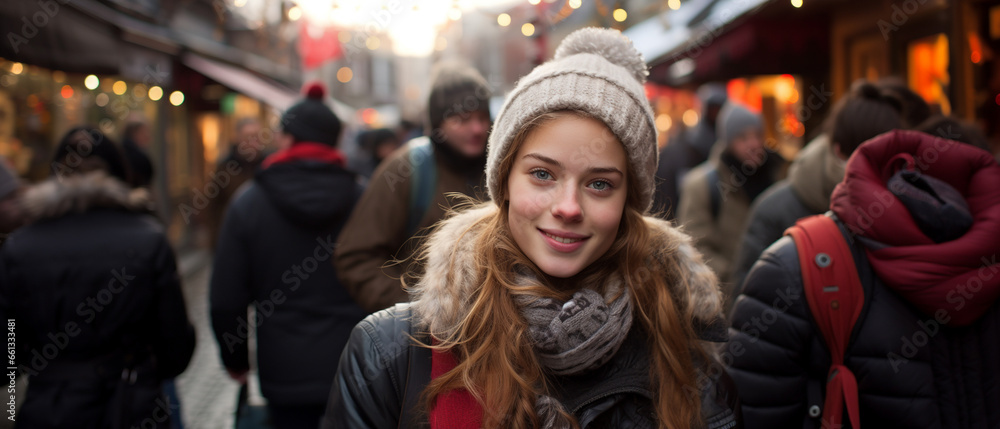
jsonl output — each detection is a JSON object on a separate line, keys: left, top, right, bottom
{"left": 414, "top": 110, "right": 711, "bottom": 428}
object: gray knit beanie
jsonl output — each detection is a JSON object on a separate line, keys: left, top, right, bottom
{"left": 485, "top": 27, "right": 658, "bottom": 212}
{"left": 427, "top": 62, "right": 492, "bottom": 131}
{"left": 717, "top": 103, "right": 763, "bottom": 146}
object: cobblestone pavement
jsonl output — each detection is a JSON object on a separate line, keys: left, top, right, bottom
{"left": 176, "top": 252, "right": 240, "bottom": 429}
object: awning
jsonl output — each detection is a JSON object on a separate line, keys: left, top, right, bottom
{"left": 0, "top": 1, "right": 121, "bottom": 74}
{"left": 182, "top": 53, "right": 298, "bottom": 111}
{"left": 623, "top": 0, "right": 772, "bottom": 83}
{"left": 182, "top": 53, "right": 356, "bottom": 119}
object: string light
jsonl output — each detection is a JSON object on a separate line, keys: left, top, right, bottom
{"left": 148, "top": 86, "right": 164, "bottom": 101}
{"left": 522, "top": 22, "right": 535, "bottom": 36}
{"left": 169, "top": 91, "right": 185, "bottom": 106}
{"left": 337, "top": 67, "right": 353, "bottom": 83}
{"left": 84, "top": 75, "right": 100, "bottom": 90}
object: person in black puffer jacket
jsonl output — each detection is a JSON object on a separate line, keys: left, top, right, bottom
{"left": 209, "top": 83, "right": 367, "bottom": 429}
{"left": 0, "top": 127, "right": 195, "bottom": 429}
{"left": 726, "top": 130, "right": 1000, "bottom": 428}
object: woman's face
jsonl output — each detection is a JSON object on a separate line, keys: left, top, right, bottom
{"left": 506, "top": 114, "right": 628, "bottom": 279}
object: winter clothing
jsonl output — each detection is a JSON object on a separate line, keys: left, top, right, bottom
{"left": 831, "top": 130, "right": 1000, "bottom": 326}
{"left": 427, "top": 64, "right": 492, "bottom": 131}
{"left": 519, "top": 284, "right": 632, "bottom": 375}
{"left": 0, "top": 171, "right": 195, "bottom": 429}
{"left": 486, "top": 28, "right": 659, "bottom": 212}
{"left": 718, "top": 104, "right": 763, "bottom": 145}
{"left": 322, "top": 205, "right": 742, "bottom": 429}
{"left": 282, "top": 83, "right": 341, "bottom": 147}
{"left": 52, "top": 127, "right": 131, "bottom": 184}
{"left": 210, "top": 142, "right": 367, "bottom": 409}
{"left": 727, "top": 130, "right": 1000, "bottom": 428}
{"left": 334, "top": 134, "right": 487, "bottom": 314}
{"left": 122, "top": 138, "right": 154, "bottom": 188}
{"left": 730, "top": 134, "right": 843, "bottom": 290}
{"left": 652, "top": 83, "right": 727, "bottom": 219}
{"left": 205, "top": 145, "right": 268, "bottom": 249}
{"left": 678, "top": 144, "right": 783, "bottom": 295}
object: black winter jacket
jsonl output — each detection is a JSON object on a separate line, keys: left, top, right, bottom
{"left": 210, "top": 158, "right": 367, "bottom": 405}
{"left": 726, "top": 222, "right": 1000, "bottom": 428}
{"left": 322, "top": 305, "right": 743, "bottom": 429}
{"left": 0, "top": 172, "right": 195, "bottom": 429}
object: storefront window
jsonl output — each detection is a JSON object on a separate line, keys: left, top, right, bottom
{"left": 727, "top": 74, "right": 804, "bottom": 160}
{"left": 908, "top": 33, "right": 951, "bottom": 115}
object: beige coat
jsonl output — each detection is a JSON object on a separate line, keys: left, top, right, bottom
{"left": 334, "top": 138, "right": 485, "bottom": 313}
{"left": 677, "top": 160, "right": 752, "bottom": 297}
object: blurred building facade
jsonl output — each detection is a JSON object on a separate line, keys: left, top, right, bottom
{"left": 0, "top": 0, "right": 303, "bottom": 247}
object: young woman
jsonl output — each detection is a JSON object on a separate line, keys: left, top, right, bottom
{"left": 322, "top": 28, "right": 741, "bottom": 429}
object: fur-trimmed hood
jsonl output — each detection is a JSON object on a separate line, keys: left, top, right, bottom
{"left": 20, "top": 171, "right": 154, "bottom": 223}
{"left": 410, "top": 204, "right": 724, "bottom": 342}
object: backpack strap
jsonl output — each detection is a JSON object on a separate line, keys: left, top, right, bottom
{"left": 407, "top": 137, "right": 437, "bottom": 237}
{"left": 784, "top": 215, "right": 863, "bottom": 429}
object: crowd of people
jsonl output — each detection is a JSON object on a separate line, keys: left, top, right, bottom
{"left": 0, "top": 25, "right": 998, "bottom": 429}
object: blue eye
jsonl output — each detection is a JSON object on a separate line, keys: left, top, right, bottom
{"left": 589, "top": 180, "right": 611, "bottom": 191}
{"left": 531, "top": 170, "right": 552, "bottom": 181}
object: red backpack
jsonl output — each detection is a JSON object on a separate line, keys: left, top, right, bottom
{"left": 784, "top": 214, "right": 864, "bottom": 429}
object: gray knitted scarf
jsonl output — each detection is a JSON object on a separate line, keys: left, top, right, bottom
{"left": 516, "top": 278, "right": 633, "bottom": 428}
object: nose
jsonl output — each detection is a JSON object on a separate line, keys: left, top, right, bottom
{"left": 550, "top": 185, "right": 583, "bottom": 223}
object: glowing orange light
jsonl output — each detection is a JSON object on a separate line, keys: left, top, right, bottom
{"left": 971, "top": 51, "right": 981, "bottom": 64}
{"left": 361, "top": 108, "right": 378, "bottom": 125}
{"left": 61, "top": 85, "right": 74, "bottom": 99}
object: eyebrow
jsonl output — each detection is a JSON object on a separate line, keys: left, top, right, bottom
{"left": 522, "top": 153, "right": 624, "bottom": 176}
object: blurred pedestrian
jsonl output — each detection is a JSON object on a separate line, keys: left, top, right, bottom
{"left": 677, "top": 102, "right": 784, "bottom": 302}
{"left": 0, "top": 155, "right": 24, "bottom": 242}
{"left": 726, "top": 130, "right": 1000, "bottom": 428}
{"left": 334, "top": 63, "right": 492, "bottom": 313}
{"left": 121, "top": 120, "right": 155, "bottom": 188}
{"left": 0, "top": 126, "right": 195, "bottom": 429}
{"left": 916, "top": 114, "right": 991, "bottom": 151}
{"left": 210, "top": 83, "right": 367, "bottom": 429}
{"left": 878, "top": 76, "right": 932, "bottom": 128}
{"left": 730, "top": 80, "right": 906, "bottom": 293}
{"left": 653, "top": 83, "right": 728, "bottom": 219}
{"left": 207, "top": 117, "right": 267, "bottom": 249}
{"left": 351, "top": 128, "right": 401, "bottom": 180}
{"left": 322, "top": 27, "right": 740, "bottom": 429}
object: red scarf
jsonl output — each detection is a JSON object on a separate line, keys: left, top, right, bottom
{"left": 261, "top": 142, "right": 346, "bottom": 169}
{"left": 830, "top": 130, "right": 1000, "bottom": 326}
{"left": 429, "top": 346, "right": 482, "bottom": 428}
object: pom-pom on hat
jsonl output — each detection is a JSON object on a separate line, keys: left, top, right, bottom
{"left": 282, "top": 82, "right": 342, "bottom": 147}
{"left": 486, "top": 27, "right": 659, "bottom": 212}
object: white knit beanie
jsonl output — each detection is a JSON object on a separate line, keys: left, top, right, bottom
{"left": 485, "top": 27, "right": 658, "bottom": 212}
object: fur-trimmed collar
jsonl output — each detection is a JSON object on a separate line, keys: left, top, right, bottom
{"left": 410, "top": 204, "right": 724, "bottom": 342}
{"left": 20, "top": 172, "right": 154, "bottom": 223}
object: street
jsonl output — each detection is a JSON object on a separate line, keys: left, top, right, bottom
{"left": 175, "top": 251, "right": 239, "bottom": 429}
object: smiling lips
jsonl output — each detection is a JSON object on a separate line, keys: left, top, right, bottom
{"left": 538, "top": 228, "right": 590, "bottom": 252}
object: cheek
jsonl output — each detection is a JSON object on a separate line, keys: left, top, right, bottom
{"left": 508, "top": 177, "right": 546, "bottom": 222}
{"left": 586, "top": 195, "right": 626, "bottom": 237}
